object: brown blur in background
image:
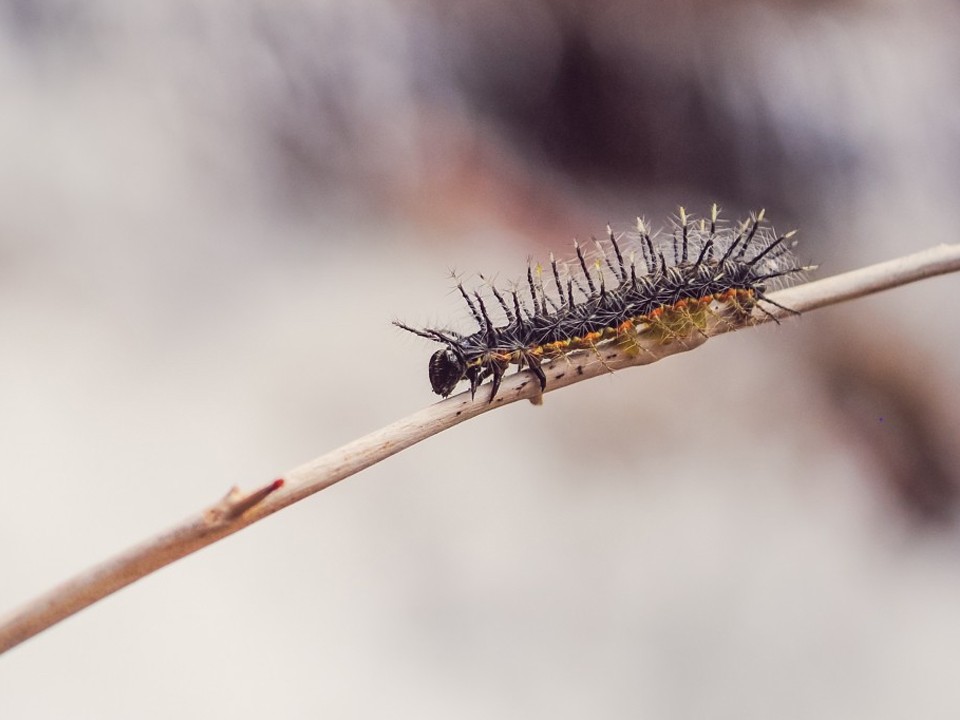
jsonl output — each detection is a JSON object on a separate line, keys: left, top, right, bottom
{"left": 2, "top": 1, "right": 960, "bottom": 717}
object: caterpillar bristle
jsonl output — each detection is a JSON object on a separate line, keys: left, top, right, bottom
{"left": 397, "top": 207, "right": 811, "bottom": 402}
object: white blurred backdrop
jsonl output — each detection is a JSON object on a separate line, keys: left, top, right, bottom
{"left": 2, "top": 1, "right": 960, "bottom": 717}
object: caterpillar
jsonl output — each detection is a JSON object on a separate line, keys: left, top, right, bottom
{"left": 396, "top": 206, "right": 811, "bottom": 402}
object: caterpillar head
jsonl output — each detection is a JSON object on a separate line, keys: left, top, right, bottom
{"left": 395, "top": 321, "right": 468, "bottom": 397}
{"left": 428, "top": 347, "right": 466, "bottom": 397}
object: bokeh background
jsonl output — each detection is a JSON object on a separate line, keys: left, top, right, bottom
{"left": 2, "top": 1, "right": 960, "bottom": 717}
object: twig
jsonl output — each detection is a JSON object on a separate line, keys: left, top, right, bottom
{"left": 1, "top": 243, "right": 958, "bottom": 655}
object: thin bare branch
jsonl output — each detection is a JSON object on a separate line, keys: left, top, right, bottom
{"left": 1, "top": 243, "right": 958, "bottom": 655}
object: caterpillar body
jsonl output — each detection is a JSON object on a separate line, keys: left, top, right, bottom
{"left": 396, "top": 206, "right": 811, "bottom": 402}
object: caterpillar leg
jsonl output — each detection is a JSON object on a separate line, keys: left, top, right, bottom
{"left": 487, "top": 359, "right": 508, "bottom": 403}
{"left": 467, "top": 365, "right": 486, "bottom": 400}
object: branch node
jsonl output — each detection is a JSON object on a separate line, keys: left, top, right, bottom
{"left": 206, "top": 479, "right": 286, "bottom": 524}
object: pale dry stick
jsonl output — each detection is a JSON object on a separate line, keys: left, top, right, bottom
{"left": 1, "top": 243, "right": 959, "bottom": 655}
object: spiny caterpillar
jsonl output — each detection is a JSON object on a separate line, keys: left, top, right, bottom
{"left": 396, "top": 206, "right": 811, "bottom": 402}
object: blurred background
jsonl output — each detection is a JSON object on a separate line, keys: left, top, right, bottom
{"left": 2, "top": 0, "right": 960, "bottom": 717}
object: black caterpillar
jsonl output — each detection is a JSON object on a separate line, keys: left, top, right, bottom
{"left": 396, "top": 207, "right": 810, "bottom": 402}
